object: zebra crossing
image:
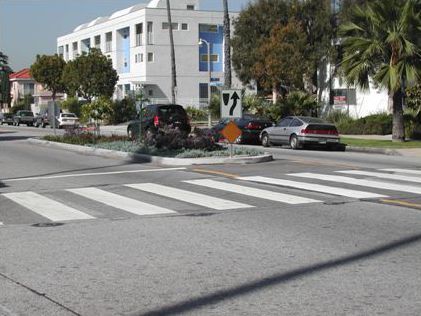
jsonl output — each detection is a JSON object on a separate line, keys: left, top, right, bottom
{"left": 1, "top": 168, "right": 421, "bottom": 226}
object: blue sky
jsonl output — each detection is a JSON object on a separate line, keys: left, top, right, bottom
{"left": 0, "top": 0, "right": 252, "bottom": 71}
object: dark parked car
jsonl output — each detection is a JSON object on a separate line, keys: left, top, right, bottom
{"left": 212, "top": 114, "right": 273, "bottom": 144}
{"left": 34, "top": 108, "right": 49, "bottom": 128}
{"left": 127, "top": 104, "right": 191, "bottom": 140}
{"left": 260, "top": 116, "right": 340, "bottom": 149}
{"left": 13, "top": 110, "right": 34, "bottom": 126}
{"left": 0, "top": 113, "right": 14, "bottom": 125}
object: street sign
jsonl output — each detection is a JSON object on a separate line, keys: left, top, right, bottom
{"left": 221, "top": 121, "right": 242, "bottom": 143}
{"left": 221, "top": 90, "right": 242, "bottom": 118}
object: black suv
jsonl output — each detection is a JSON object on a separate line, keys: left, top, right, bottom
{"left": 127, "top": 104, "right": 191, "bottom": 140}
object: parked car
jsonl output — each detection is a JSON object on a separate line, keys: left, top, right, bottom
{"left": 0, "top": 113, "right": 14, "bottom": 125}
{"left": 260, "top": 116, "right": 340, "bottom": 149}
{"left": 34, "top": 108, "right": 49, "bottom": 128}
{"left": 13, "top": 110, "right": 34, "bottom": 126}
{"left": 56, "top": 113, "right": 79, "bottom": 128}
{"left": 212, "top": 114, "right": 273, "bottom": 144}
{"left": 127, "top": 104, "right": 191, "bottom": 140}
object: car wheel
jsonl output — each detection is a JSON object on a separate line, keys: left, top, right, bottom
{"left": 290, "top": 134, "right": 301, "bottom": 150}
{"left": 42, "top": 123, "right": 46, "bottom": 128}
{"left": 261, "top": 133, "right": 270, "bottom": 147}
{"left": 16, "top": 121, "right": 20, "bottom": 126}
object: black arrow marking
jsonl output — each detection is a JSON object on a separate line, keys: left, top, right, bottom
{"left": 230, "top": 92, "right": 240, "bottom": 116}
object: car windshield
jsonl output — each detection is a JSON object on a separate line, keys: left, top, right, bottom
{"left": 158, "top": 105, "right": 186, "bottom": 117}
{"left": 243, "top": 114, "right": 269, "bottom": 121}
{"left": 62, "top": 113, "right": 76, "bottom": 118}
{"left": 299, "top": 117, "right": 327, "bottom": 124}
{"left": 21, "top": 111, "right": 33, "bottom": 116}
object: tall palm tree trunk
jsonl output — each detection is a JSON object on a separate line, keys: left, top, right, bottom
{"left": 223, "top": 0, "right": 232, "bottom": 89}
{"left": 166, "top": 0, "right": 177, "bottom": 104}
{"left": 392, "top": 90, "right": 405, "bottom": 142}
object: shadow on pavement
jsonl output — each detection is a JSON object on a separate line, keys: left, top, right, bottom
{"left": 136, "top": 233, "right": 421, "bottom": 316}
{"left": 0, "top": 135, "right": 32, "bottom": 141}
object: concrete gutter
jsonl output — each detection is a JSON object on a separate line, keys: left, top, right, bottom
{"left": 345, "top": 146, "right": 401, "bottom": 156}
{"left": 28, "top": 138, "right": 273, "bottom": 166}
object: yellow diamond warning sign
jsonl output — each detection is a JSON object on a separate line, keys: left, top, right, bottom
{"left": 221, "top": 121, "right": 242, "bottom": 143}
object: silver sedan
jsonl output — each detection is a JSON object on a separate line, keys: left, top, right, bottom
{"left": 260, "top": 116, "right": 340, "bottom": 149}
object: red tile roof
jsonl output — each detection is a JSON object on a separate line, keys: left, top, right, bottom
{"left": 9, "top": 68, "right": 32, "bottom": 79}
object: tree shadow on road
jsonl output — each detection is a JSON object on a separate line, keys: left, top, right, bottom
{"left": 135, "top": 233, "right": 421, "bottom": 316}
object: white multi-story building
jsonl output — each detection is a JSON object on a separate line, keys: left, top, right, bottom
{"left": 57, "top": 0, "right": 242, "bottom": 107}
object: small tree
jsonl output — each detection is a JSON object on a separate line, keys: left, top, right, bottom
{"left": 253, "top": 20, "right": 308, "bottom": 103}
{"left": 62, "top": 48, "right": 118, "bottom": 102}
{"left": 30, "top": 54, "right": 66, "bottom": 102}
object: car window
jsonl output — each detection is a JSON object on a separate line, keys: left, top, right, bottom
{"left": 158, "top": 105, "right": 186, "bottom": 118}
{"left": 21, "top": 111, "right": 34, "bottom": 116}
{"left": 290, "top": 119, "right": 303, "bottom": 127}
{"left": 278, "top": 118, "right": 292, "bottom": 127}
{"left": 62, "top": 113, "right": 76, "bottom": 118}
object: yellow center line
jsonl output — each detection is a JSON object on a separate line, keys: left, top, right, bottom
{"left": 380, "top": 199, "right": 421, "bottom": 210}
{"left": 191, "top": 168, "right": 239, "bottom": 179}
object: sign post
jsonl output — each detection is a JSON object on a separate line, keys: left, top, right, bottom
{"left": 220, "top": 90, "right": 242, "bottom": 158}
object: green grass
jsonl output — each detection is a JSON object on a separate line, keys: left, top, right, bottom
{"left": 341, "top": 137, "right": 421, "bottom": 148}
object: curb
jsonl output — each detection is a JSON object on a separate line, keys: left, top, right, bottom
{"left": 345, "top": 145, "right": 401, "bottom": 156}
{"left": 28, "top": 138, "right": 273, "bottom": 166}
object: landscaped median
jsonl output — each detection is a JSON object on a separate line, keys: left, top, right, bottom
{"left": 29, "top": 133, "right": 272, "bottom": 166}
{"left": 342, "top": 137, "right": 421, "bottom": 156}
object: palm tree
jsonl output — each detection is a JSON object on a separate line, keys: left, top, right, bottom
{"left": 339, "top": 0, "right": 421, "bottom": 141}
{"left": 166, "top": 0, "right": 177, "bottom": 104}
{"left": 223, "top": 0, "right": 232, "bottom": 89}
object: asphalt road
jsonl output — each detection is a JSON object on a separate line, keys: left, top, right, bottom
{"left": 1, "top": 125, "right": 421, "bottom": 316}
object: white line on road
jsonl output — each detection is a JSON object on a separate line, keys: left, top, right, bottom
{"left": 3, "top": 167, "right": 186, "bottom": 182}
{"left": 239, "top": 176, "right": 388, "bottom": 199}
{"left": 289, "top": 173, "right": 421, "bottom": 195}
{"left": 337, "top": 170, "right": 421, "bottom": 183}
{"left": 380, "top": 168, "right": 421, "bottom": 176}
{"left": 68, "top": 187, "right": 176, "bottom": 215}
{"left": 3, "top": 192, "right": 95, "bottom": 221}
{"left": 184, "top": 179, "right": 321, "bottom": 204}
{"left": 126, "top": 183, "right": 253, "bottom": 210}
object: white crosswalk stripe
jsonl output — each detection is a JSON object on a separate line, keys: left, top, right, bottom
{"left": 289, "top": 173, "right": 421, "bottom": 195}
{"left": 184, "top": 179, "right": 321, "bottom": 204}
{"left": 126, "top": 183, "right": 253, "bottom": 210}
{"left": 239, "top": 176, "right": 388, "bottom": 199}
{"left": 380, "top": 168, "right": 421, "bottom": 176}
{"left": 337, "top": 170, "right": 421, "bottom": 184}
{"left": 67, "top": 187, "right": 176, "bottom": 216}
{"left": 3, "top": 191, "right": 95, "bottom": 221}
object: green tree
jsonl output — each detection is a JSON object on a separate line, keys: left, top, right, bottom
{"left": 223, "top": 0, "right": 232, "bottom": 88}
{"left": 0, "top": 51, "right": 13, "bottom": 108}
{"left": 30, "top": 54, "right": 66, "bottom": 102}
{"left": 339, "top": 0, "right": 421, "bottom": 141}
{"left": 61, "top": 96, "right": 84, "bottom": 117}
{"left": 253, "top": 20, "right": 308, "bottom": 103}
{"left": 231, "top": 0, "right": 290, "bottom": 86}
{"left": 62, "top": 48, "right": 118, "bottom": 102}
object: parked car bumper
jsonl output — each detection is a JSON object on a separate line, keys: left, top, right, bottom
{"left": 298, "top": 135, "right": 340, "bottom": 145}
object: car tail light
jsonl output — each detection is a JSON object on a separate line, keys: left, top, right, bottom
{"left": 246, "top": 122, "right": 261, "bottom": 129}
{"left": 301, "top": 129, "right": 339, "bottom": 136}
{"left": 153, "top": 115, "right": 160, "bottom": 127}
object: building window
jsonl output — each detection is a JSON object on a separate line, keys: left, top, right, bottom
{"left": 65, "top": 44, "right": 69, "bottom": 53}
{"left": 187, "top": 5, "right": 195, "bottom": 10}
{"left": 105, "top": 32, "right": 112, "bottom": 52}
{"left": 199, "top": 24, "right": 218, "bottom": 33}
{"left": 135, "top": 53, "right": 143, "bottom": 63}
{"left": 181, "top": 23, "right": 188, "bottom": 31}
{"left": 199, "top": 83, "right": 209, "bottom": 100}
{"left": 200, "top": 54, "right": 219, "bottom": 62}
{"left": 94, "top": 35, "right": 101, "bottom": 48}
{"left": 148, "top": 89, "right": 153, "bottom": 96}
{"left": 162, "top": 22, "right": 179, "bottom": 30}
{"left": 140, "top": 53, "right": 143, "bottom": 62}
{"left": 147, "top": 52, "right": 154, "bottom": 62}
{"left": 147, "top": 22, "right": 153, "bottom": 45}
{"left": 331, "top": 88, "right": 357, "bottom": 105}
{"left": 135, "top": 23, "right": 143, "bottom": 46}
